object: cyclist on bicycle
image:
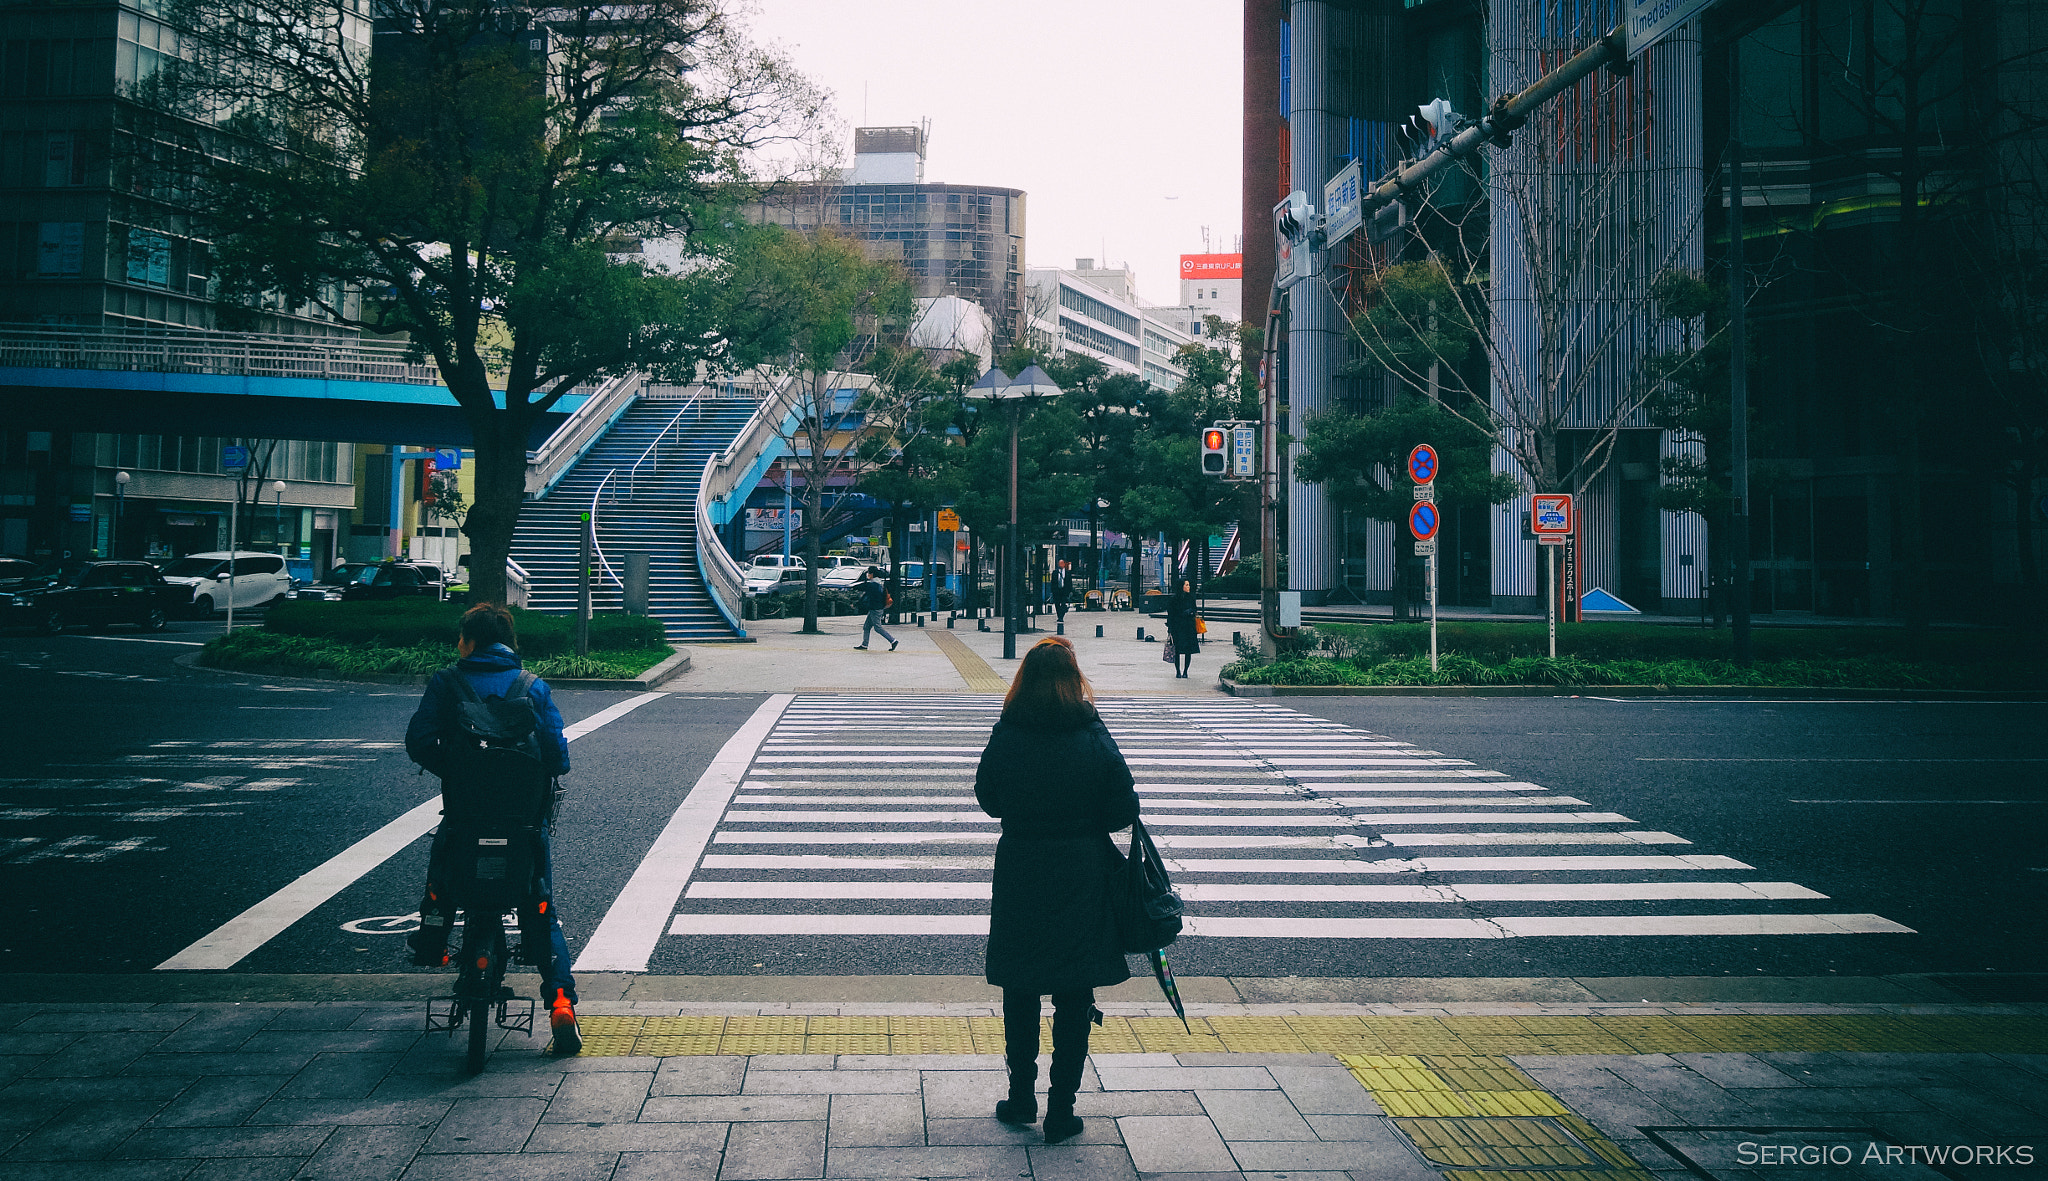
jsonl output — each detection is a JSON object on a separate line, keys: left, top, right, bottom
{"left": 404, "top": 603, "right": 581, "bottom": 1055}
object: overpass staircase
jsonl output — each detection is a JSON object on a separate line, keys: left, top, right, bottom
{"left": 511, "top": 391, "right": 765, "bottom": 641}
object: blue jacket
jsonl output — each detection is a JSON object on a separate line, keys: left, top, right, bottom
{"left": 405, "top": 644, "right": 571, "bottom": 776}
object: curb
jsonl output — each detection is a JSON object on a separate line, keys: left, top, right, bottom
{"left": 1217, "top": 677, "right": 2048, "bottom": 700}
{"left": 173, "top": 644, "right": 690, "bottom": 692}
{"left": 8, "top": 972, "right": 2022, "bottom": 1007}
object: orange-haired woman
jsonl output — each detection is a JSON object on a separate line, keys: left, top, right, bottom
{"left": 974, "top": 636, "right": 1139, "bottom": 1144}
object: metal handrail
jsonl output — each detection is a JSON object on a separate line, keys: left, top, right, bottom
{"left": 587, "top": 473, "right": 624, "bottom": 594}
{"left": 526, "top": 370, "right": 645, "bottom": 499}
{"left": 624, "top": 390, "right": 704, "bottom": 500}
{"left": 695, "top": 374, "right": 803, "bottom": 636}
{"left": 505, "top": 559, "right": 532, "bottom": 608}
{"left": 2, "top": 324, "right": 600, "bottom": 398}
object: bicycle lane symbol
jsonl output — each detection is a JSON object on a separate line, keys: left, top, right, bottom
{"left": 339, "top": 912, "right": 520, "bottom": 935}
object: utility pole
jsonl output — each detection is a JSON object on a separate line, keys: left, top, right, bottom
{"left": 1727, "top": 43, "right": 1754, "bottom": 666}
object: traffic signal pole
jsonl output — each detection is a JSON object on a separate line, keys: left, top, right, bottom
{"left": 1258, "top": 283, "right": 1286, "bottom": 657}
{"left": 1354, "top": 25, "right": 1630, "bottom": 224}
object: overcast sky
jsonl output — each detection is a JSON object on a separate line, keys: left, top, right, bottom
{"left": 739, "top": 0, "right": 1243, "bottom": 308}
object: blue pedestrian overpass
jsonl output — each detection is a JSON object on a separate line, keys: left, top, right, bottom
{"left": 0, "top": 327, "right": 587, "bottom": 446}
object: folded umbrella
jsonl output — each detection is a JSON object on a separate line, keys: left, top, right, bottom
{"left": 1147, "top": 948, "right": 1191, "bottom": 1034}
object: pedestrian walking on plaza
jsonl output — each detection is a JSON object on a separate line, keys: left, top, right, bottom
{"left": 1166, "top": 578, "right": 1199, "bottom": 679}
{"left": 854, "top": 566, "right": 897, "bottom": 651}
{"left": 403, "top": 603, "right": 581, "bottom": 1055}
{"left": 1051, "top": 559, "right": 1073, "bottom": 622}
{"left": 974, "top": 635, "right": 1140, "bottom": 1144}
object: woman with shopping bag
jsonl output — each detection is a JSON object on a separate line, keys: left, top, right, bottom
{"left": 1165, "top": 579, "right": 1200, "bottom": 679}
{"left": 974, "top": 636, "right": 1140, "bottom": 1144}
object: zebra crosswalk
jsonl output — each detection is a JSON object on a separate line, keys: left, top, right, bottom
{"left": 635, "top": 694, "right": 1911, "bottom": 957}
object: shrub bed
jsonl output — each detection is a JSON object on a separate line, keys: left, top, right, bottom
{"left": 201, "top": 628, "right": 672, "bottom": 681}
{"left": 261, "top": 598, "right": 664, "bottom": 657}
{"left": 1221, "top": 624, "right": 2044, "bottom": 691}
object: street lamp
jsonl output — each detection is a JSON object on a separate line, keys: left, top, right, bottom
{"left": 113, "top": 471, "right": 130, "bottom": 558}
{"left": 964, "top": 364, "right": 1062, "bottom": 660}
{"left": 270, "top": 480, "right": 286, "bottom": 554}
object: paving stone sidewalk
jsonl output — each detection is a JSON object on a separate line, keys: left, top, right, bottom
{"left": 6, "top": 999, "right": 2046, "bottom": 1181}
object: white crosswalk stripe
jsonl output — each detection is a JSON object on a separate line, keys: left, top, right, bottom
{"left": 648, "top": 695, "right": 1913, "bottom": 945}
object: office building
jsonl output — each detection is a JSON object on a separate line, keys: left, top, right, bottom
{"left": 1025, "top": 262, "right": 1194, "bottom": 390}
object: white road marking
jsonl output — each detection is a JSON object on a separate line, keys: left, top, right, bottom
{"left": 661, "top": 912, "right": 1909, "bottom": 937}
{"left": 76, "top": 636, "right": 205, "bottom": 646}
{"left": 156, "top": 691, "right": 671, "bottom": 972}
{"left": 1789, "top": 799, "right": 2042, "bottom": 804}
{"left": 1161, "top": 854, "right": 1755, "bottom": 874}
{"left": 681, "top": 880, "right": 1824, "bottom": 903}
{"left": 1348, "top": 811, "right": 1633, "bottom": 825}
{"left": 1378, "top": 830, "right": 1691, "bottom": 846}
{"left": 575, "top": 693, "right": 794, "bottom": 972}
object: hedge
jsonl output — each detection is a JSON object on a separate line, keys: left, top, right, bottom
{"left": 201, "top": 629, "right": 670, "bottom": 680}
{"left": 261, "top": 598, "right": 665, "bottom": 657}
{"left": 1220, "top": 623, "right": 2046, "bottom": 691}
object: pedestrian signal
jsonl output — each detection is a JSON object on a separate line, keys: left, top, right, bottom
{"left": 1201, "top": 428, "right": 1228, "bottom": 474}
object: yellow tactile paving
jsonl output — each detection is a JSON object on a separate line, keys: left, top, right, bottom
{"left": 555, "top": 1013, "right": 2048, "bottom": 1058}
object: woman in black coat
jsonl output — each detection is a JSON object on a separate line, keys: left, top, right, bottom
{"left": 1166, "top": 578, "right": 1199, "bottom": 678}
{"left": 975, "top": 636, "right": 1139, "bottom": 1144}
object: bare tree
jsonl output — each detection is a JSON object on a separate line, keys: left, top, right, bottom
{"left": 1335, "top": 8, "right": 1711, "bottom": 614}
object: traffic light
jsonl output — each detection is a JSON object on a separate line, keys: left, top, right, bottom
{"left": 1201, "top": 427, "right": 1228, "bottom": 474}
{"left": 1273, "top": 190, "right": 1313, "bottom": 242}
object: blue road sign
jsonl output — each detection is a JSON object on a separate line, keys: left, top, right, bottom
{"left": 221, "top": 445, "right": 250, "bottom": 471}
{"left": 433, "top": 447, "right": 463, "bottom": 470}
{"left": 1409, "top": 500, "right": 1440, "bottom": 541}
{"left": 1407, "top": 444, "right": 1438, "bottom": 484}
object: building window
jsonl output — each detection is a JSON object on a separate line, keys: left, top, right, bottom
{"left": 36, "top": 222, "right": 83, "bottom": 276}
{"left": 126, "top": 229, "right": 171, "bottom": 287}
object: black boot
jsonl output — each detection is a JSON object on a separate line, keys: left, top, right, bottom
{"left": 996, "top": 990, "right": 1039, "bottom": 1125}
{"left": 1043, "top": 992, "right": 1095, "bottom": 1143}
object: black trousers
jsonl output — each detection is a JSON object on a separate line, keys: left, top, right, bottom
{"left": 1002, "top": 988, "right": 1094, "bottom": 1101}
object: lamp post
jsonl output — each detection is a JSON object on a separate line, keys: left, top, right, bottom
{"left": 270, "top": 480, "right": 287, "bottom": 555}
{"left": 964, "top": 365, "right": 1062, "bottom": 660}
{"left": 112, "top": 471, "right": 130, "bottom": 558}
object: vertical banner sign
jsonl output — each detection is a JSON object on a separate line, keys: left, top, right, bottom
{"left": 419, "top": 456, "right": 437, "bottom": 505}
{"left": 1564, "top": 534, "right": 1578, "bottom": 623}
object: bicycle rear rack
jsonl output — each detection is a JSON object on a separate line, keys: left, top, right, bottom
{"left": 426, "top": 986, "right": 534, "bottom": 1036}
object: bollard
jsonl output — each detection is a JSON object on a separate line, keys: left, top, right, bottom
{"left": 1233, "top": 631, "right": 1242, "bottom": 645}
{"left": 1056, "top": 622, "right": 1064, "bottom": 636}
{"left": 947, "top": 616, "right": 955, "bottom": 629}
{"left": 1136, "top": 627, "right": 1146, "bottom": 641}
{"left": 917, "top": 615, "right": 925, "bottom": 627}
{"left": 1095, "top": 625, "right": 1104, "bottom": 638}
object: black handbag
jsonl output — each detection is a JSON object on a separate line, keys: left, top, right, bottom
{"left": 1112, "top": 819, "right": 1184, "bottom": 953}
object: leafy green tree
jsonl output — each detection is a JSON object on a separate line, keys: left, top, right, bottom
{"left": 720, "top": 226, "right": 916, "bottom": 631}
{"left": 1294, "top": 397, "right": 1519, "bottom": 617}
{"left": 147, "top": 0, "right": 825, "bottom": 606}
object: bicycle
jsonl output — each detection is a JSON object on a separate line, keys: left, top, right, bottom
{"left": 417, "top": 781, "right": 556, "bottom": 1072}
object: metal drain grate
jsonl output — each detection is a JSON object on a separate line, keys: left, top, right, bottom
{"left": 1929, "top": 974, "right": 2048, "bottom": 1002}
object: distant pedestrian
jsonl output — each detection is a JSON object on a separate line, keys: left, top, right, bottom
{"left": 1051, "top": 560, "right": 1073, "bottom": 622}
{"left": 975, "top": 636, "right": 1139, "bottom": 1144}
{"left": 854, "top": 566, "right": 897, "bottom": 651}
{"left": 1166, "top": 578, "right": 1198, "bottom": 679}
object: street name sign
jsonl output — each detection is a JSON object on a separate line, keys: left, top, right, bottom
{"left": 1407, "top": 443, "right": 1438, "bottom": 484}
{"left": 1231, "top": 426, "right": 1256, "bottom": 479}
{"left": 1627, "top": 0, "right": 1719, "bottom": 58}
{"left": 1323, "top": 159, "right": 1364, "bottom": 248}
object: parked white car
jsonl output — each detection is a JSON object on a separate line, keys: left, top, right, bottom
{"left": 817, "top": 555, "right": 873, "bottom": 589}
{"left": 157, "top": 551, "right": 292, "bottom": 615}
{"left": 743, "top": 554, "right": 806, "bottom": 597}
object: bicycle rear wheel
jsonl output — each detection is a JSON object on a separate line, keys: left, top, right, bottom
{"left": 458, "top": 914, "right": 507, "bottom": 1074}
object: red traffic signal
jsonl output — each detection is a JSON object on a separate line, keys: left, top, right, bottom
{"left": 1200, "top": 428, "right": 1228, "bottom": 474}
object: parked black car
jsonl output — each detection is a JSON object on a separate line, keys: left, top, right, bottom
{"left": 289, "top": 560, "right": 375, "bottom": 601}
{"left": 8, "top": 561, "right": 185, "bottom": 633}
{"left": 338, "top": 561, "right": 452, "bottom": 602}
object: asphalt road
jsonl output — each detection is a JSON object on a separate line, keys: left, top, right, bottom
{"left": 2, "top": 623, "right": 2041, "bottom": 982}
